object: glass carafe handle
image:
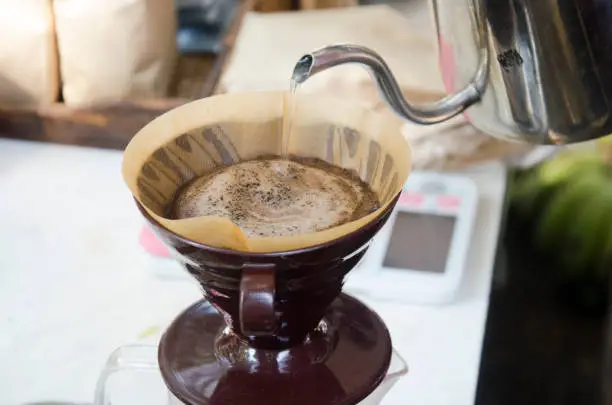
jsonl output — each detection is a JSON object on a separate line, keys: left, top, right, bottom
{"left": 94, "top": 344, "right": 177, "bottom": 405}
{"left": 359, "top": 348, "right": 408, "bottom": 405}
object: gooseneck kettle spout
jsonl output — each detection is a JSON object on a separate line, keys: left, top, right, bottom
{"left": 291, "top": 0, "right": 612, "bottom": 145}
{"left": 292, "top": 44, "right": 489, "bottom": 125}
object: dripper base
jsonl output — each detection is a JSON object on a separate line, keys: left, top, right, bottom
{"left": 158, "top": 294, "right": 392, "bottom": 405}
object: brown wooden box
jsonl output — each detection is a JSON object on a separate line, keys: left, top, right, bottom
{"left": 0, "top": 0, "right": 254, "bottom": 151}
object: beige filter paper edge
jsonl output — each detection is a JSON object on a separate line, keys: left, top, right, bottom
{"left": 122, "top": 91, "right": 412, "bottom": 253}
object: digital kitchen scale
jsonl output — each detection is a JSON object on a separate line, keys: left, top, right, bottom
{"left": 344, "top": 170, "right": 479, "bottom": 305}
{"left": 344, "top": 160, "right": 510, "bottom": 307}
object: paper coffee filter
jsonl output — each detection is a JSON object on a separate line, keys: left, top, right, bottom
{"left": 122, "top": 91, "right": 412, "bottom": 252}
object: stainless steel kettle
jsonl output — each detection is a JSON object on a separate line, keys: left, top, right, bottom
{"left": 292, "top": 0, "right": 612, "bottom": 145}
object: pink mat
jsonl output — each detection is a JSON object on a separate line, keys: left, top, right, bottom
{"left": 139, "top": 226, "right": 171, "bottom": 258}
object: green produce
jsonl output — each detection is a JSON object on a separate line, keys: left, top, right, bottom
{"left": 511, "top": 150, "right": 602, "bottom": 216}
{"left": 510, "top": 138, "right": 612, "bottom": 279}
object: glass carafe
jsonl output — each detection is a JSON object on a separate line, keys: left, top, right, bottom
{"left": 94, "top": 344, "right": 408, "bottom": 405}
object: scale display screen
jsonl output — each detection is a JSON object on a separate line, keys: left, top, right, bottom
{"left": 382, "top": 212, "right": 456, "bottom": 273}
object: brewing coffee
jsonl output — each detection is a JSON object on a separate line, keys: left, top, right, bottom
{"left": 169, "top": 156, "right": 380, "bottom": 237}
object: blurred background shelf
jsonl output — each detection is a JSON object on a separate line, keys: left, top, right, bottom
{"left": 0, "top": 0, "right": 254, "bottom": 151}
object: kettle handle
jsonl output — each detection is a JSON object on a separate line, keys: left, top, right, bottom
{"left": 414, "top": 0, "right": 490, "bottom": 123}
{"left": 431, "top": 0, "right": 490, "bottom": 102}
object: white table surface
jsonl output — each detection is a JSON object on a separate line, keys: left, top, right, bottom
{"left": 0, "top": 138, "right": 505, "bottom": 405}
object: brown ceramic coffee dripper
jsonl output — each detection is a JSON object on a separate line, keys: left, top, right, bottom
{"left": 122, "top": 91, "right": 412, "bottom": 405}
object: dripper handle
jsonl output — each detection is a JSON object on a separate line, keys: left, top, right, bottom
{"left": 239, "top": 263, "right": 277, "bottom": 336}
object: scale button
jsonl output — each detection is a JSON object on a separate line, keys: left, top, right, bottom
{"left": 436, "top": 195, "right": 461, "bottom": 208}
{"left": 399, "top": 191, "right": 424, "bottom": 206}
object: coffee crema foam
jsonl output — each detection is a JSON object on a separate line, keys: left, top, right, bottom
{"left": 169, "top": 157, "right": 380, "bottom": 237}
